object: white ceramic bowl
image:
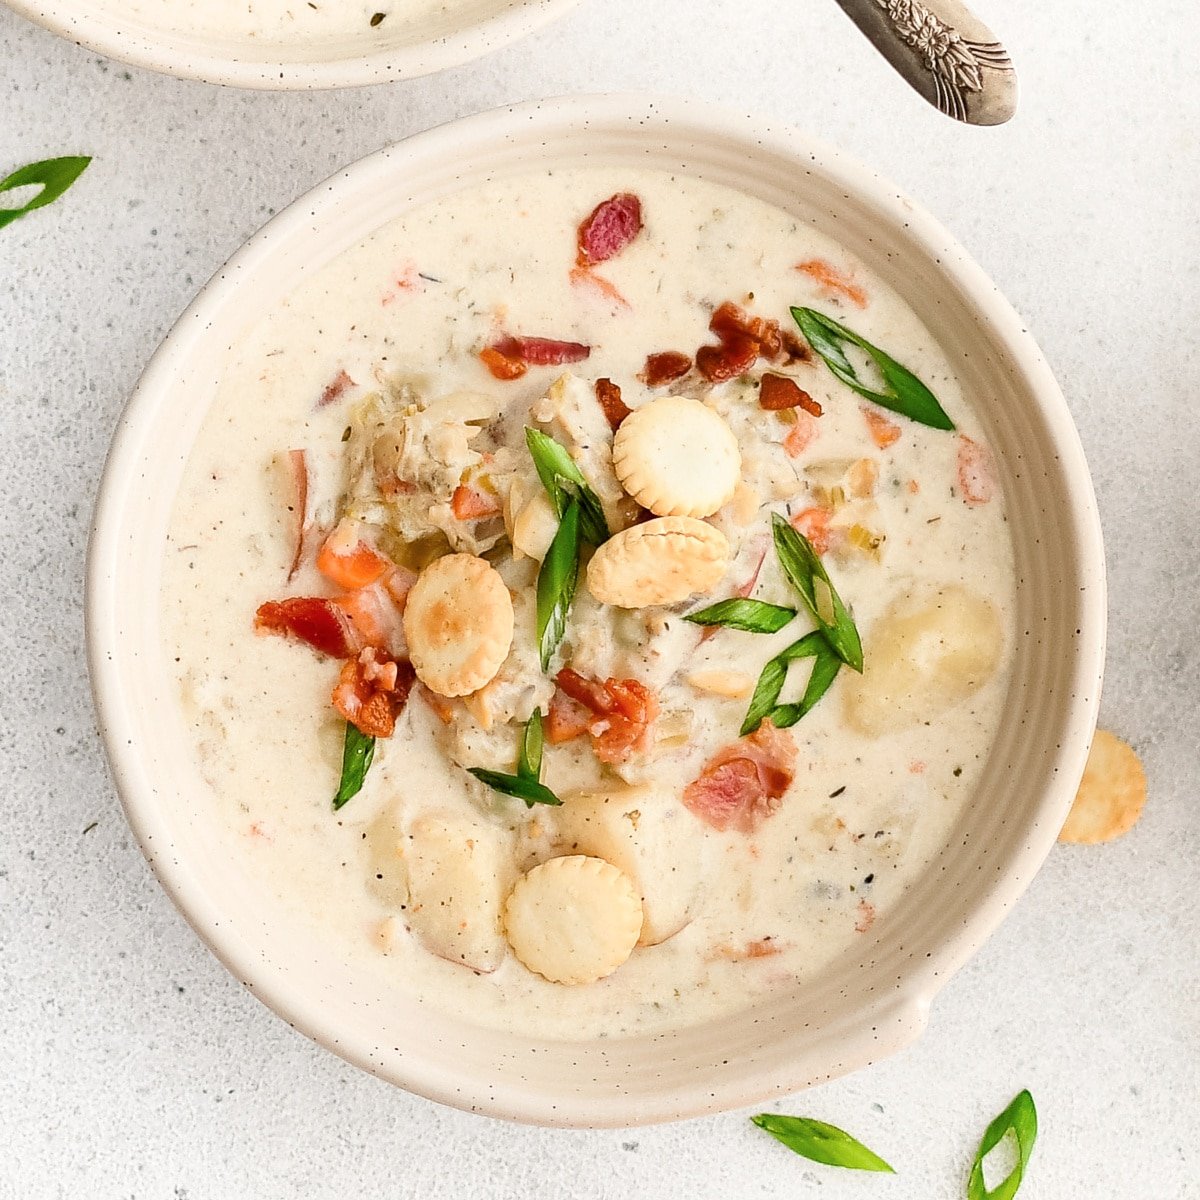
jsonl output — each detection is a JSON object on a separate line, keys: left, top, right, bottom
{"left": 87, "top": 95, "right": 1106, "bottom": 1127}
{"left": 1, "top": 0, "right": 577, "bottom": 88}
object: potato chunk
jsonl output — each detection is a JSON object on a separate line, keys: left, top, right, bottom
{"left": 555, "top": 784, "right": 705, "bottom": 945}
{"left": 403, "top": 812, "right": 515, "bottom": 973}
{"left": 844, "top": 585, "right": 1002, "bottom": 736}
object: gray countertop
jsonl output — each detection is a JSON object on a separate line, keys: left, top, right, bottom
{"left": 1, "top": 0, "right": 1197, "bottom": 1195}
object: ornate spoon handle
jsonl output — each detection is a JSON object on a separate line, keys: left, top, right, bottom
{"left": 832, "top": 0, "right": 1017, "bottom": 125}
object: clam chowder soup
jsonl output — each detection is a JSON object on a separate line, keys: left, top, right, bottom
{"left": 162, "top": 170, "right": 1014, "bottom": 1038}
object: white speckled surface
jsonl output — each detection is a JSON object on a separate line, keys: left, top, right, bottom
{"left": 0, "top": 0, "right": 1196, "bottom": 1195}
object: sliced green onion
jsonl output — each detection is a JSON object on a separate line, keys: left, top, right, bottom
{"left": 967, "top": 1090, "right": 1038, "bottom": 1200}
{"left": 467, "top": 767, "right": 562, "bottom": 807}
{"left": 791, "top": 306, "right": 954, "bottom": 431}
{"left": 525, "top": 426, "right": 609, "bottom": 545}
{"left": 683, "top": 597, "right": 797, "bottom": 634}
{"left": 741, "top": 630, "right": 829, "bottom": 736}
{"left": 751, "top": 1113, "right": 895, "bottom": 1173}
{"left": 536, "top": 498, "right": 582, "bottom": 670}
{"left": 0, "top": 156, "right": 91, "bottom": 231}
{"left": 518, "top": 709, "right": 545, "bottom": 780}
{"left": 771, "top": 513, "right": 863, "bottom": 673}
{"left": 332, "top": 722, "right": 375, "bottom": 810}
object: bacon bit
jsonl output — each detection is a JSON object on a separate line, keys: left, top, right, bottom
{"left": 639, "top": 350, "right": 693, "bottom": 387}
{"left": 696, "top": 302, "right": 787, "bottom": 383}
{"left": 795, "top": 259, "right": 869, "bottom": 309}
{"left": 254, "top": 597, "right": 359, "bottom": 659}
{"left": 479, "top": 346, "right": 528, "bottom": 381}
{"left": 247, "top": 821, "right": 272, "bottom": 841}
{"left": 554, "top": 667, "right": 660, "bottom": 763}
{"left": 909, "top": 760, "right": 927, "bottom": 774}
{"left": 417, "top": 683, "right": 456, "bottom": 725}
{"left": 577, "top": 192, "right": 643, "bottom": 266}
{"left": 546, "top": 689, "right": 591, "bottom": 744}
{"left": 332, "top": 648, "right": 416, "bottom": 738}
{"left": 569, "top": 266, "right": 631, "bottom": 311}
{"left": 759, "top": 373, "right": 822, "bottom": 416}
{"left": 709, "top": 302, "right": 783, "bottom": 358}
{"left": 594, "top": 378, "right": 632, "bottom": 431}
{"left": 451, "top": 484, "right": 502, "bottom": 521}
{"left": 957, "top": 435, "right": 995, "bottom": 505}
{"left": 907, "top": 479, "right": 920, "bottom": 495}
{"left": 317, "top": 369, "right": 355, "bottom": 409}
{"left": 491, "top": 335, "right": 591, "bottom": 368}
{"left": 283, "top": 449, "right": 308, "bottom": 582}
{"left": 854, "top": 899, "right": 877, "bottom": 934}
{"left": 735, "top": 547, "right": 769, "bottom": 598}
{"left": 862, "top": 407, "right": 902, "bottom": 449}
{"left": 783, "top": 410, "right": 820, "bottom": 457}
{"left": 791, "top": 506, "right": 834, "bottom": 556}
{"left": 696, "top": 331, "right": 759, "bottom": 383}
{"left": 316, "top": 520, "right": 394, "bottom": 590}
{"left": 682, "top": 723, "right": 797, "bottom": 833}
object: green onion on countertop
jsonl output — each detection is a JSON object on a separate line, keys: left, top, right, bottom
{"left": 0, "top": 156, "right": 91, "bottom": 231}
{"left": 751, "top": 1113, "right": 895, "bottom": 1173}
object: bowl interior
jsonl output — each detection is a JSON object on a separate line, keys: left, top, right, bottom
{"left": 3, "top": 0, "right": 576, "bottom": 86}
{"left": 87, "top": 96, "right": 1105, "bottom": 1126}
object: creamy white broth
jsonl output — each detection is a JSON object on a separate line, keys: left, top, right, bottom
{"left": 161, "top": 168, "right": 1015, "bottom": 1038}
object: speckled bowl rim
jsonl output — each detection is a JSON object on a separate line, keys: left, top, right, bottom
{"left": 86, "top": 94, "right": 1106, "bottom": 1127}
{"left": 0, "top": 0, "right": 579, "bottom": 89}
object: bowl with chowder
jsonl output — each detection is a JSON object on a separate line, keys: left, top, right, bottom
{"left": 0, "top": 0, "right": 577, "bottom": 88}
{"left": 87, "top": 95, "right": 1105, "bottom": 1126}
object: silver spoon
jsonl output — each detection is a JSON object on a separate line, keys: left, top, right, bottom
{"left": 833, "top": 0, "right": 1017, "bottom": 125}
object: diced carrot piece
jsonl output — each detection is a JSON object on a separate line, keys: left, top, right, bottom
{"left": 451, "top": 484, "right": 501, "bottom": 520}
{"left": 479, "top": 346, "right": 527, "bottom": 381}
{"left": 791, "top": 506, "right": 834, "bottom": 555}
{"left": 783, "top": 410, "right": 820, "bottom": 457}
{"left": 862, "top": 407, "right": 902, "bottom": 449}
{"left": 795, "top": 259, "right": 869, "bottom": 309}
{"left": 316, "top": 520, "right": 393, "bottom": 590}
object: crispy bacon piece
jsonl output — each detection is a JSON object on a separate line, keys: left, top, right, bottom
{"left": 791, "top": 506, "right": 834, "bottom": 556}
{"left": 682, "top": 723, "right": 797, "bottom": 833}
{"left": 854, "top": 899, "right": 877, "bottom": 933}
{"left": 795, "top": 259, "right": 869, "bottom": 309}
{"left": 709, "top": 302, "right": 783, "bottom": 359}
{"left": 479, "top": 346, "right": 528, "bottom": 381}
{"left": 577, "top": 192, "right": 643, "bottom": 266}
{"left": 696, "top": 302, "right": 786, "bottom": 384}
{"left": 957, "top": 435, "right": 995, "bottom": 505}
{"left": 451, "top": 484, "right": 502, "bottom": 520}
{"left": 783, "top": 410, "right": 820, "bottom": 457}
{"left": 638, "top": 350, "right": 692, "bottom": 387}
{"left": 696, "top": 332, "right": 759, "bottom": 384}
{"left": 332, "top": 648, "right": 416, "bottom": 738}
{"left": 594, "top": 378, "right": 632, "bottom": 431}
{"left": 491, "top": 335, "right": 591, "bottom": 367}
{"left": 283, "top": 449, "right": 308, "bottom": 582}
{"left": 318, "top": 369, "right": 355, "bottom": 408}
{"left": 553, "top": 667, "right": 660, "bottom": 763}
{"left": 863, "top": 407, "right": 902, "bottom": 449}
{"left": 759, "top": 373, "right": 822, "bottom": 416}
{"left": 254, "top": 597, "right": 359, "bottom": 659}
